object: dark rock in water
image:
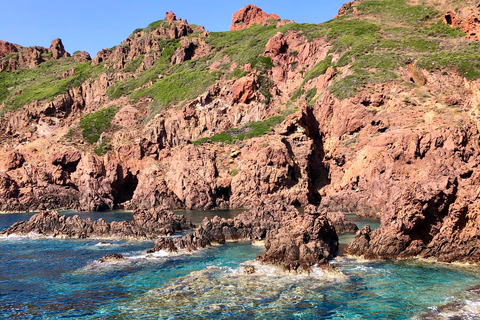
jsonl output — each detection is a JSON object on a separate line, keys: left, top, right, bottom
{"left": 0, "top": 207, "right": 194, "bottom": 239}
{"left": 243, "top": 265, "right": 256, "bottom": 274}
{"left": 466, "top": 285, "right": 480, "bottom": 295}
{"left": 326, "top": 212, "right": 358, "bottom": 233}
{"left": 98, "top": 253, "right": 125, "bottom": 263}
{"left": 151, "top": 200, "right": 338, "bottom": 273}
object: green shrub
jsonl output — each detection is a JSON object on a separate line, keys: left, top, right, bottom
{"left": 124, "top": 55, "right": 144, "bottom": 73}
{"left": 79, "top": 107, "right": 118, "bottom": 144}
{"left": 107, "top": 39, "right": 180, "bottom": 100}
{"left": 356, "top": 0, "right": 438, "bottom": 27}
{"left": 303, "top": 56, "right": 333, "bottom": 83}
{"left": 193, "top": 115, "right": 285, "bottom": 145}
{"left": 422, "top": 20, "right": 465, "bottom": 38}
{"left": 94, "top": 139, "right": 112, "bottom": 156}
{"left": 229, "top": 68, "right": 250, "bottom": 79}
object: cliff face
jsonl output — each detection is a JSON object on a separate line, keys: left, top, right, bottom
{"left": 2, "top": 1, "right": 480, "bottom": 263}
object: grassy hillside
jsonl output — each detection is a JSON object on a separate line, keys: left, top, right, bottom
{"left": 0, "top": 0, "right": 478, "bottom": 123}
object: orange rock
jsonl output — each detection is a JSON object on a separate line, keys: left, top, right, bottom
{"left": 232, "top": 74, "right": 257, "bottom": 103}
{"left": 230, "top": 5, "right": 280, "bottom": 31}
{"left": 164, "top": 11, "right": 177, "bottom": 22}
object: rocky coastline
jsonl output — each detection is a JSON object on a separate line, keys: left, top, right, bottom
{"left": 0, "top": 207, "right": 194, "bottom": 239}
{"left": 2, "top": 0, "right": 480, "bottom": 269}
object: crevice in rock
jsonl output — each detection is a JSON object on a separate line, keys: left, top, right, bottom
{"left": 215, "top": 185, "right": 231, "bottom": 207}
{"left": 280, "top": 138, "right": 301, "bottom": 187}
{"left": 301, "top": 106, "right": 330, "bottom": 204}
{"left": 112, "top": 169, "right": 139, "bottom": 207}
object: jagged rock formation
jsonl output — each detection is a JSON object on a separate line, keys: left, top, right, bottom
{"left": 230, "top": 5, "right": 280, "bottom": 31}
{"left": 0, "top": 40, "right": 18, "bottom": 58}
{"left": 0, "top": 38, "right": 70, "bottom": 72}
{"left": 345, "top": 169, "right": 480, "bottom": 263}
{"left": 0, "top": 207, "right": 194, "bottom": 239}
{"left": 92, "top": 11, "right": 208, "bottom": 69}
{"left": 150, "top": 202, "right": 338, "bottom": 273}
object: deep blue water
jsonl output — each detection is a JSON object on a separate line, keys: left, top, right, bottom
{"left": 1, "top": 211, "right": 480, "bottom": 319}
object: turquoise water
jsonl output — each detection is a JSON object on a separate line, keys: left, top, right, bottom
{"left": 1, "top": 212, "right": 480, "bottom": 319}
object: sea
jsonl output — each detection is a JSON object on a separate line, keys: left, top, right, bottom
{"left": 1, "top": 210, "right": 480, "bottom": 319}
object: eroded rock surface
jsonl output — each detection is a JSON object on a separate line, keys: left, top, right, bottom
{"left": 0, "top": 208, "right": 194, "bottom": 239}
{"left": 150, "top": 202, "right": 338, "bottom": 272}
{"left": 345, "top": 170, "right": 480, "bottom": 263}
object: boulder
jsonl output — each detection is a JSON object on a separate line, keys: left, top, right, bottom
{"left": 231, "top": 74, "right": 257, "bottom": 103}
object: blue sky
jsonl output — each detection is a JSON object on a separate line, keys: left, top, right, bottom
{"left": 1, "top": 0, "right": 347, "bottom": 56}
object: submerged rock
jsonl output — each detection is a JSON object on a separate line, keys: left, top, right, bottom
{"left": 0, "top": 207, "right": 194, "bottom": 239}
{"left": 98, "top": 253, "right": 125, "bottom": 263}
{"left": 150, "top": 201, "right": 338, "bottom": 273}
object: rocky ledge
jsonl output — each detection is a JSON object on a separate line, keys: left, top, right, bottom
{"left": 345, "top": 170, "right": 480, "bottom": 264}
{"left": 0, "top": 207, "right": 194, "bottom": 239}
{"left": 150, "top": 202, "right": 339, "bottom": 273}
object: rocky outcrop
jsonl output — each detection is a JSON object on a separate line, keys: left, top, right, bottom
{"left": 92, "top": 13, "right": 206, "bottom": 69}
{"left": 171, "top": 37, "right": 211, "bottom": 65}
{"left": 150, "top": 202, "right": 338, "bottom": 273}
{"left": 230, "top": 5, "right": 280, "bottom": 31}
{"left": 344, "top": 169, "right": 480, "bottom": 263}
{"left": 0, "top": 207, "right": 194, "bottom": 239}
{"left": 73, "top": 51, "right": 91, "bottom": 62}
{"left": 49, "top": 38, "right": 70, "bottom": 59}
{"left": 164, "top": 11, "right": 177, "bottom": 22}
{"left": 335, "top": 1, "right": 360, "bottom": 18}
{"left": 98, "top": 253, "right": 126, "bottom": 263}
{"left": 443, "top": 7, "right": 480, "bottom": 41}
{"left": 0, "top": 38, "right": 71, "bottom": 72}
{"left": 0, "top": 40, "right": 18, "bottom": 58}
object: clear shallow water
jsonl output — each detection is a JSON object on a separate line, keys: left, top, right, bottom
{"left": 1, "top": 211, "right": 480, "bottom": 319}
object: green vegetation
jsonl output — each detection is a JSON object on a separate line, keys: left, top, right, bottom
{"left": 94, "top": 139, "right": 112, "bottom": 156}
{"left": 3, "top": 0, "right": 480, "bottom": 125}
{"left": 193, "top": 115, "right": 285, "bottom": 146}
{"left": 422, "top": 20, "right": 465, "bottom": 38}
{"left": 207, "top": 24, "right": 280, "bottom": 66}
{"left": 0, "top": 52, "right": 19, "bottom": 61}
{"left": 0, "top": 59, "right": 102, "bottom": 114}
{"left": 107, "top": 38, "right": 180, "bottom": 100}
{"left": 229, "top": 68, "right": 250, "bottom": 79}
{"left": 312, "top": 0, "right": 478, "bottom": 99}
{"left": 79, "top": 107, "right": 118, "bottom": 144}
{"left": 124, "top": 55, "right": 144, "bottom": 73}
{"left": 129, "top": 20, "right": 170, "bottom": 38}
{"left": 131, "top": 68, "right": 220, "bottom": 108}
{"left": 279, "top": 105, "right": 299, "bottom": 116}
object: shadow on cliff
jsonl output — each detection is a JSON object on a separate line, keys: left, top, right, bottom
{"left": 301, "top": 106, "right": 330, "bottom": 205}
